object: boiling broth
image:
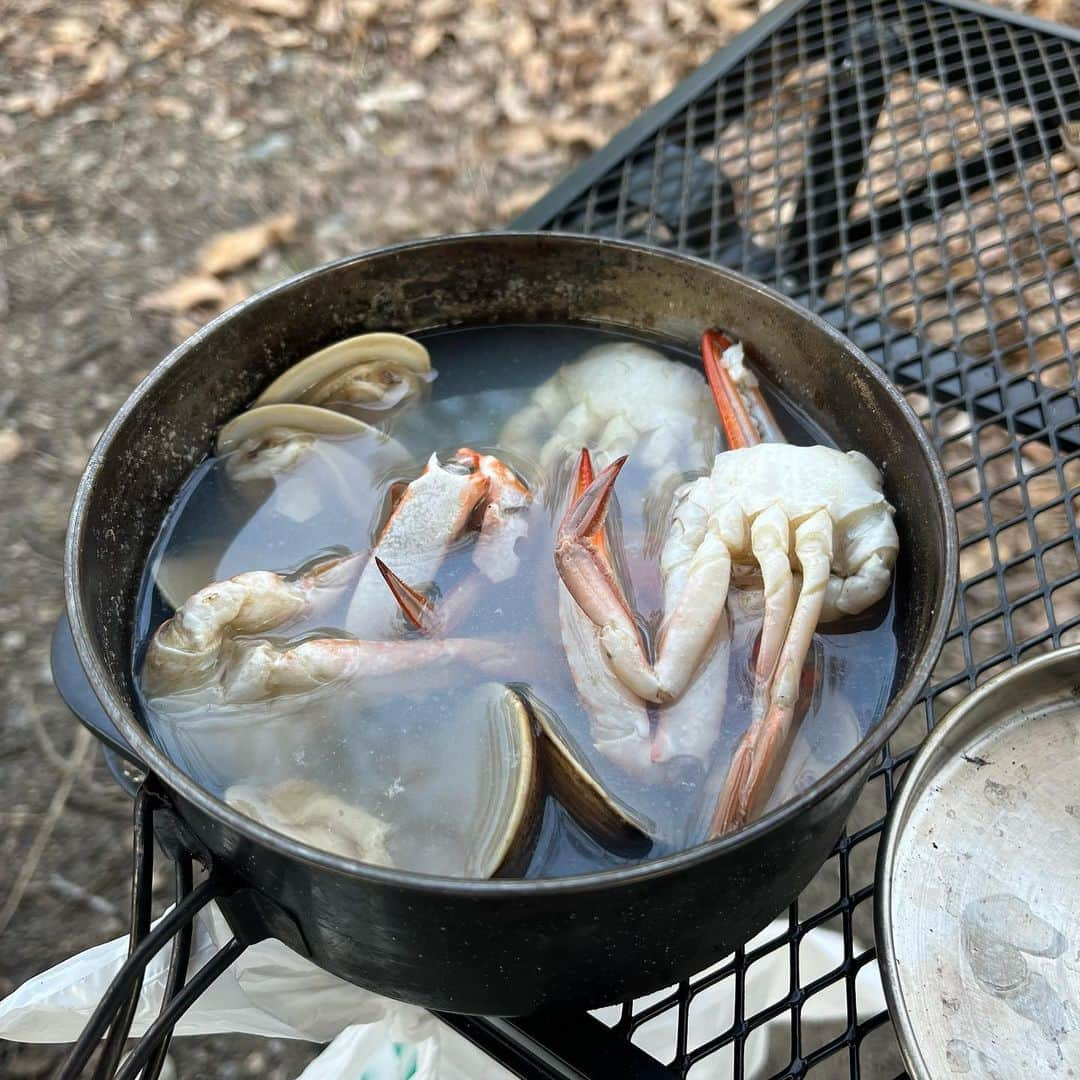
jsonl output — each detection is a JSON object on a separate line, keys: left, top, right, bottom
{"left": 133, "top": 324, "right": 899, "bottom": 878}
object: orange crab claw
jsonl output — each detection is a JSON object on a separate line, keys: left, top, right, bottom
{"left": 375, "top": 557, "right": 436, "bottom": 633}
{"left": 703, "top": 329, "right": 758, "bottom": 449}
{"left": 568, "top": 447, "right": 606, "bottom": 554}
{"left": 555, "top": 452, "right": 665, "bottom": 703}
{"left": 574, "top": 445, "right": 595, "bottom": 491}
{"left": 702, "top": 329, "right": 785, "bottom": 447}
{"left": 558, "top": 453, "right": 627, "bottom": 545}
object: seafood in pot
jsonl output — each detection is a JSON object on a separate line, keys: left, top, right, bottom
{"left": 143, "top": 332, "right": 650, "bottom": 874}
{"left": 154, "top": 401, "right": 414, "bottom": 611}
{"left": 227, "top": 779, "right": 395, "bottom": 867}
{"left": 347, "top": 448, "right": 530, "bottom": 639}
{"left": 554, "top": 330, "right": 898, "bottom": 834}
{"left": 136, "top": 323, "right": 900, "bottom": 876}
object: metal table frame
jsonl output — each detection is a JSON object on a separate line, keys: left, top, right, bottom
{"left": 438, "top": 0, "right": 1080, "bottom": 1075}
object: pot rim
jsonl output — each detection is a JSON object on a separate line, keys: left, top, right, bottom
{"left": 65, "top": 230, "right": 958, "bottom": 895}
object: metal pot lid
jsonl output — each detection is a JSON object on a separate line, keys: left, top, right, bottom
{"left": 876, "top": 644, "right": 1080, "bottom": 1078}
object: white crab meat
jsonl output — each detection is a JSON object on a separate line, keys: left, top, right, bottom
{"left": 500, "top": 341, "right": 720, "bottom": 505}
{"left": 345, "top": 449, "right": 531, "bottom": 639}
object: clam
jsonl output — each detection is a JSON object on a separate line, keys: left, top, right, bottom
{"left": 458, "top": 683, "right": 541, "bottom": 877}
{"left": 254, "top": 332, "right": 432, "bottom": 416}
{"left": 226, "top": 778, "right": 394, "bottom": 867}
{"left": 215, "top": 402, "right": 404, "bottom": 485}
{"left": 215, "top": 403, "right": 410, "bottom": 521}
{"left": 216, "top": 402, "right": 371, "bottom": 457}
{"left": 519, "top": 689, "right": 654, "bottom": 855}
{"left": 346, "top": 681, "right": 541, "bottom": 878}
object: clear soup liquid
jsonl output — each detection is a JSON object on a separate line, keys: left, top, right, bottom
{"left": 133, "top": 324, "right": 899, "bottom": 878}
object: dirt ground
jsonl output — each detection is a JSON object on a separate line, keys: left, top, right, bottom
{"left": 0, "top": 0, "right": 1076, "bottom": 1077}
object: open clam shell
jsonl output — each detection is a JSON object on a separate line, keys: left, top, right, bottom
{"left": 215, "top": 402, "right": 373, "bottom": 458}
{"left": 466, "top": 683, "right": 542, "bottom": 877}
{"left": 519, "top": 688, "right": 654, "bottom": 855}
{"left": 226, "top": 779, "right": 394, "bottom": 868}
{"left": 254, "top": 332, "right": 432, "bottom": 412}
{"left": 348, "top": 681, "right": 542, "bottom": 878}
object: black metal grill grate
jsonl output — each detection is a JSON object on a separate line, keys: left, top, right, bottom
{"left": 509, "top": 0, "right": 1080, "bottom": 1075}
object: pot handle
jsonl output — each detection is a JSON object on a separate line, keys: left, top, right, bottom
{"left": 56, "top": 788, "right": 255, "bottom": 1080}
{"left": 51, "top": 613, "right": 144, "bottom": 768}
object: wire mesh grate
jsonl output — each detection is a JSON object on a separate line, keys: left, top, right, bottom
{"left": 527, "top": 0, "right": 1080, "bottom": 1074}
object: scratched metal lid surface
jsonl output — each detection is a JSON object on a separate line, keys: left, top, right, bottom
{"left": 876, "top": 644, "right": 1080, "bottom": 1078}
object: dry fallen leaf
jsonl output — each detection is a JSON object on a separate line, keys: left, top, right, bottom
{"left": 417, "top": 0, "right": 461, "bottom": 18}
{"left": 506, "top": 17, "right": 536, "bottom": 58}
{"left": 411, "top": 24, "right": 445, "bottom": 60}
{"left": 496, "top": 76, "right": 534, "bottom": 124}
{"left": 586, "top": 78, "right": 641, "bottom": 108}
{"left": 706, "top": 0, "right": 757, "bottom": 33}
{"left": 344, "top": 0, "right": 381, "bottom": 22}
{"left": 543, "top": 118, "right": 607, "bottom": 149}
{"left": 52, "top": 17, "right": 97, "bottom": 45}
{"left": 230, "top": 0, "right": 310, "bottom": 16}
{"left": 522, "top": 53, "right": 554, "bottom": 99}
{"left": 0, "top": 429, "right": 26, "bottom": 466}
{"left": 1062, "top": 122, "right": 1080, "bottom": 170}
{"left": 152, "top": 96, "right": 194, "bottom": 121}
{"left": 560, "top": 12, "right": 600, "bottom": 35}
{"left": 140, "top": 27, "right": 188, "bottom": 62}
{"left": 357, "top": 81, "right": 427, "bottom": 112}
{"left": 83, "top": 41, "right": 126, "bottom": 89}
{"left": 429, "top": 84, "right": 481, "bottom": 115}
{"left": 501, "top": 125, "right": 548, "bottom": 156}
{"left": 0, "top": 94, "right": 35, "bottom": 116}
{"left": 315, "top": 0, "right": 345, "bottom": 33}
{"left": 138, "top": 276, "right": 227, "bottom": 313}
{"left": 197, "top": 214, "right": 297, "bottom": 276}
{"left": 265, "top": 28, "right": 309, "bottom": 47}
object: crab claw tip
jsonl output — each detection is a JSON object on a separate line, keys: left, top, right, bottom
{"left": 375, "top": 558, "right": 433, "bottom": 632}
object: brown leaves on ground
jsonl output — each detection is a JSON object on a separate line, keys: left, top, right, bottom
{"left": 229, "top": 0, "right": 311, "bottom": 17}
{"left": 197, "top": 214, "right": 298, "bottom": 276}
{"left": 137, "top": 213, "right": 297, "bottom": 318}
{"left": 135, "top": 215, "right": 297, "bottom": 331}
{"left": 0, "top": 430, "right": 26, "bottom": 466}
{"left": 137, "top": 276, "right": 236, "bottom": 314}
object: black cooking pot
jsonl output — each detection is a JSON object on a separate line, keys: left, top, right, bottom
{"left": 65, "top": 233, "right": 956, "bottom": 1018}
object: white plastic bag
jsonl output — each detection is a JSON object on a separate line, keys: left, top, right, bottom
{"left": 0, "top": 904, "right": 885, "bottom": 1078}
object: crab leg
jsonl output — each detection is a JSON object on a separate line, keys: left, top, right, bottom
{"left": 651, "top": 490, "right": 732, "bottom": 767}
{"left": 557, "top": 442, "right": 742, "bottom": 708}
{"left": 703, "top": 330, "right": 833, "bottom": 836}
{"left": 710, "top": 511, "right": 833, "bottom": 835}
{"left": 703, "top": 329, "right": 797, "bottom": 692}
{"left": 557, "top": 448, "right": 654, "bottom": 777}
{"left": 224, "top": 634, "right": 514, "bottom": 704}
{"left": 144, "top": 555, "right": 364, "bottom": 697}
{"left": 375, "top": 559, "right": 480, "bottom": 636}
{"left": 346, "top": 451, "right": 487, "bottom": 638}
{"left": 144, "top": 554, "right": 514, "bottom": 706}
